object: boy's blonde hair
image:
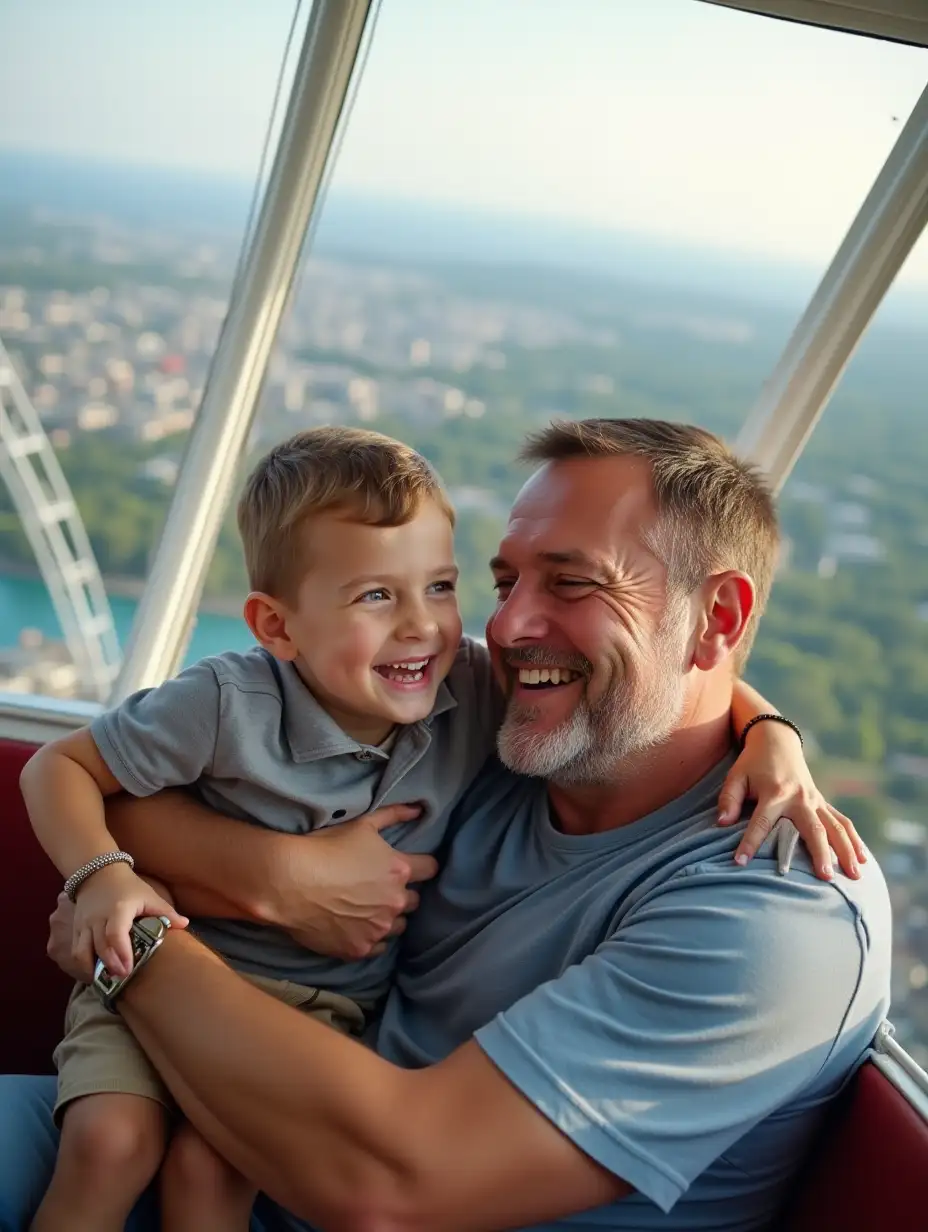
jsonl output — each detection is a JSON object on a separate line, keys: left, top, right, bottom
{"left": 237, "top": 426, "right": 454, "bottom": 599}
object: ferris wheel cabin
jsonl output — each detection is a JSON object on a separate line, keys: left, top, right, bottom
{"left": 2, "top": 1, "right": 928, "bottom": 1227}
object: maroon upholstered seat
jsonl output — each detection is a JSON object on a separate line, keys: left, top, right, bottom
{"left": 0, "top": 737, "right": 71, "bottom": 1074}
{"left": 783, "top": 1058, "right": 928, "bottom": 1231}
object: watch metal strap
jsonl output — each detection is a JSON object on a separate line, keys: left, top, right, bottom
{"left": 93, "top": 915, "right": 172, "bottom": 1014}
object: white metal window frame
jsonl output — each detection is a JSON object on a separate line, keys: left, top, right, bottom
{"left": 705, "top": 1, "right": 928, "bottom": 47}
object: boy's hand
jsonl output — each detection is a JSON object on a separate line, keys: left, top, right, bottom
{"left": 718, "top": 721, "right": 866, "bottom": 880}
{"left": 268, "top": 804, "right": 438, "bottom": 961}
{"left": 71, "top": 862, "right": 188, "bottom": 978}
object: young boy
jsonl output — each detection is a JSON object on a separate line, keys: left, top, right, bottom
{"left": 22, "top": 425, "right": 822, "bottom": 1232}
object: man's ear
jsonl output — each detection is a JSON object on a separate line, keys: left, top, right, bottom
{"left": 243, "top": 591, "right": 299, "bottom": 661}
{"left": 691, "top": 571, "right": 755, "bottom": 672}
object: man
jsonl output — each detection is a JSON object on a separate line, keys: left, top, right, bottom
{"left": 1, "top": 418, "right": 886, "bottom": 1230}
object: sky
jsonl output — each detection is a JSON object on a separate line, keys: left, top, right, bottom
{"left": 3, "top": 0, "right": 928, "bottom": 283}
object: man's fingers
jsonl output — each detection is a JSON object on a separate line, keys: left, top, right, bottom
{"left": 368, "top": 803, "right": 423, "bottom": 832}
{"left": 404, "top": 854, "right": 439, "bottom": 884}
{"left": 387, "top": 916, "right": 408, "bottom": 938}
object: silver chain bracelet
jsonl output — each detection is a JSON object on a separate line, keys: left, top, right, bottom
{"left": 64, "top": 851, "right": 135, "bottom": 902}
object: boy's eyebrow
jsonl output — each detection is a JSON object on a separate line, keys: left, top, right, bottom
{"left": 338, "top": 564, "right": 459, "bottom": 593}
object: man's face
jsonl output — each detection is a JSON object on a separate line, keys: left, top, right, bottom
{"left": 487, "top": 455, "right": 694, "bottom": 786}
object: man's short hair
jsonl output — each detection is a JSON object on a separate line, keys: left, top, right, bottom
{"left": 237, "top": 426, "right": 454, "bottom": 599}
{"left": 520, "top": 418, "right": 779, "bottom": 667}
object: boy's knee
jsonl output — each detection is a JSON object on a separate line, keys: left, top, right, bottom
{"left": 59, "top": 1095, "right": 167, "bottom": 1181}
{"left": 163, "top": 1124, "right": 240, "bottom": 1191}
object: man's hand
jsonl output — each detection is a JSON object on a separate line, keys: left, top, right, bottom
{"left": 71, "top": 862, "right": 188, "bottom": 977}
{"left": 49, "top": 873, "right": 179, "bottom": 982}
{"left": 48, "top": 892, "right": 91, "bottom": 982}
{"left": 266, "top": 804, "right": 439, "bottom": 960}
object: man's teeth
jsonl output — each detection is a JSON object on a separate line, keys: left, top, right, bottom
{"left": 517, "top": 667, "right": 580, "bottom": 686}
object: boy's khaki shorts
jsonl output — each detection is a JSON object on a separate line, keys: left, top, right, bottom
{"left": 53, "top": 972, "right": 366, "bottom": 1124}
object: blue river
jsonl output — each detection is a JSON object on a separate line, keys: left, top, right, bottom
{"left": 0, "top": 572, "right": 255, "bottom": 666}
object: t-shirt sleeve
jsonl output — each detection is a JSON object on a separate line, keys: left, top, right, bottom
{"left": 89, "top": 659, "right": 222, "bottom": 796}
{"left": 474, "top": 865, "right": 868, "bottom": 1213}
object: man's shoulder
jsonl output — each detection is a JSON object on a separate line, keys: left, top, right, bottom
{"left": 665, "top": 832, "right": 892, "bottom": 943}
{"left": 650, "top": 843, "right": 892, "bottom": 1037}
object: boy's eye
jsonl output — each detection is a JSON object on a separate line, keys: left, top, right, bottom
{"left": 428, "top": 579, "right": 456, "bottom": 595}
{"left": 358, "top": 588, "right": 390, "bottom": 604}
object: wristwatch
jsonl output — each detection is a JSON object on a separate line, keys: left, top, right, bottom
{"left": 92, "top": 915, "right": 172, "bottom": 1014}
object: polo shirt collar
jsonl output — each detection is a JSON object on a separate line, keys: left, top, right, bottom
{"left": 276, "top": 659, "right": 458, "bottom": 762}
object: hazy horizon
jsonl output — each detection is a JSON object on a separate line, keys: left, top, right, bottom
{"left": 4, "top": 144, "right": 928, "bottom": 326}
{"left": 3, "top": 0, "right": 928, "bottom": 285}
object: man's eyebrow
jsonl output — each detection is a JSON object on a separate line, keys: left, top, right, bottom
{"left": 539, "top": 550, "right": 603, "bottom": 570}
{"left": 489, "top": 550, "right": 615, "bottom": 577}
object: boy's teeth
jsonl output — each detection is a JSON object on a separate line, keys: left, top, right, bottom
{"left": 388, "top": 659, "right": 428, "bottom": 670}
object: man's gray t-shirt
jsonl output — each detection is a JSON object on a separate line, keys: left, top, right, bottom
{"left": 375, "top": 756, "right": 891, "bottom": 1229}
{"left": 90, "top": 638, "right": 499, "bottom": 1004}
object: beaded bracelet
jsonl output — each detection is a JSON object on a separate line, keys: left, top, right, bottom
{"left": 64, "top": 851, "right": 135, "bottom": 902}
{"left": 739, "top": 713, "right": 803, "bottom": 751}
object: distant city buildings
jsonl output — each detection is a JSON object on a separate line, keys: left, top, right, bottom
{"left": 0, "top": 207, "right": 600, "bottom": 458}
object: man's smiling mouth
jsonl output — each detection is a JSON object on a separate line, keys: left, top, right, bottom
{"left": 516, "top": 667, "right": 583, "bottom": 689}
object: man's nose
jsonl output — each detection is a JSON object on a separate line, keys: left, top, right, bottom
{"left": 489, "top": 581, "right": 549, "bottom": 645}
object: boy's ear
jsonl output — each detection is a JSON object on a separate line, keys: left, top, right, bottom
{"left": 244, "top": 592, "right": 299, "bottom": 661}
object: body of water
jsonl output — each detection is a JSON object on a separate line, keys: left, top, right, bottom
{"left": 0, "top": 573, "right": 255, "bottom": 667}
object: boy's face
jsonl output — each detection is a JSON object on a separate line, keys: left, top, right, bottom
{"left": 248, "top": 499, "right": 462, "bottom": 744}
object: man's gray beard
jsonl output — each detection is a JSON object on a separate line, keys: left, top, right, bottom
{"left": 496, "top": 614, "right": 689, "bottom": 787}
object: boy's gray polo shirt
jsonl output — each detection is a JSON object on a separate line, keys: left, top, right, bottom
{"left": 90, "top": 637, "right": 500, "bottom": 1004}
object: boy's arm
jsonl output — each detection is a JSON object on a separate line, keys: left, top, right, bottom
{"left": 105, "top": 789, "right": 279, "bottom": 920}
{"left": 20, "top": 730, "right": 186, "bottom": 975}
{"left": 723, "top": 678, "right": 865, "bottom": 879}
{"left": 23, "top": 661, "right": 230, "bottom": 973}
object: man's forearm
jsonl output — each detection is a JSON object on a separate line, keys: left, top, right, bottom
{"left": 105, "top": 791, "right": 285, "bottom": 923}
{"left": 119, "top": 931, "right": 415, "bottom": 1228}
